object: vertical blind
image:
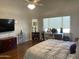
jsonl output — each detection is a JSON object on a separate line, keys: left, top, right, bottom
{"left": 43, "top": 16, "right": 70, "bottom": 33}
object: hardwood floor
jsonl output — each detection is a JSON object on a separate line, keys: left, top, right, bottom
{"left": 0, "top": 40, "right": 40, "bottom": 59}
{"left": 0, "top": 40, "right": 79, "bottom": 59}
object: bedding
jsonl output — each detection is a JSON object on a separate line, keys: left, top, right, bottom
{"left": 24, "top": 39, "right": 76, "bottom": 59}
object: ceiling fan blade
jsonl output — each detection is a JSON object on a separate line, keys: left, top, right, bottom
{"left": 25, "top": 0, "right": 43, "bottom": 7}
{"left": 25, "top": 0, "right": 34, "bottom": 4}
{"left": 25, "top": 0, "right": 32, "bottom": 3}
{"left": 34, "top": 3, "right": 43, "bottom": 6}
{"left": 34, "top": 0, "right": 40, "bottom": 3}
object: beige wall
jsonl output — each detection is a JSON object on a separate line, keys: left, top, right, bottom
{"left": 37, "top": 0, "right": 79, "bottom": 40}
{"left": 0, "top": 0, "right": 79, "bottom": 42}
{"left": 71, "top": 15, "right": 79, "bottom": 40}
{"left": 0, "top": 0, "right": 33, "bottom": 44}
{"left": 38, "top": 15, "right": 79, "bottom": 40}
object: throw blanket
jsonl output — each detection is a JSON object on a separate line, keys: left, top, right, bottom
{"left": 24, "top": 39, "right": 76, "bottom": 59}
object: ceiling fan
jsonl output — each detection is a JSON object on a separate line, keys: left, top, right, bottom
{"left": 25, "top": 0, "right": 43, "bottom": 10}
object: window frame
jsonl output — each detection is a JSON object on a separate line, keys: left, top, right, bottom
{"left": 43, "top": 16, "right": 71, "bottom": 33}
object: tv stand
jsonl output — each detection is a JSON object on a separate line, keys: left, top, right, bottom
{"left": 0, "top": 37, "right": 17, "bottom": 53}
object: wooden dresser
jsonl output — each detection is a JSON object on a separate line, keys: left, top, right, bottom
{"left": 0, "top": 37, "right": 17, "bottom": 53}
{"left": 44, "top": 33, "right": 63, "bottom": 40}
{"left": 32, "top": 32, "right": 40, "bottom": 41}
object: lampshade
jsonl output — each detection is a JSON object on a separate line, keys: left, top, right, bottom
{"left": 27, "top": 4, "right": 36, "bottom": 10}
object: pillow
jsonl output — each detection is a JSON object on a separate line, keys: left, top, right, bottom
{"left": 70, "top": 44, "right": 76, "bottom": 54}
{"left": 51, "top": 28, "right": 58, "bottom": 33}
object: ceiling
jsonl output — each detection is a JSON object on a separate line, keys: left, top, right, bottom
{"left": 0, "top": 0, "right": 79, "bottom": 18}
{"left": 37, "top": 0, "right": 79, "bottom": 17}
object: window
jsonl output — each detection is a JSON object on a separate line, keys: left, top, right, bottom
{"left": 43, "top": 16, "right": 70, "bottom": 33}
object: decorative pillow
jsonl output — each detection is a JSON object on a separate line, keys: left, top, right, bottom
{"left": 70, "top": 44, "right": 76, "bottom": 54}
{"left": 51, "top": 28, "right": 58, "bottom": 33}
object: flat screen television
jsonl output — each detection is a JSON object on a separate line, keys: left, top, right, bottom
{"left": 0, "top": 19, "right": 15, "bottom": 32}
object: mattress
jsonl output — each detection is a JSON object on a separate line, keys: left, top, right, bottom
{"left": 24, "top": 39, "right": 76, "bottom": 59}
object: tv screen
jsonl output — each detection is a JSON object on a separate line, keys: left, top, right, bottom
{"left": 0, "top": 19, "right": 15, "bottom": 32}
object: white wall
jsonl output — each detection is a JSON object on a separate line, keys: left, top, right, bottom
{"left": 1, "top": 0, "right": 79, "bottom": 42}
{"left": 71, "top": 15, "right": 79, "bottom": 40}
{"left": 37, "top": 15, "right": 79, "bottom": 40}
{"left": 0, "top": 0, "right": 33, "bottom": 44}
{"left": 36, "top": 0, "right": 79, "bottom": 40}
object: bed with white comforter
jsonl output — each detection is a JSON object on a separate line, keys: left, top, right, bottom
{"left": 24, "top": 39, "right": 76, "bottom": 59}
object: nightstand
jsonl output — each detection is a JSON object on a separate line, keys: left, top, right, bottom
{"left": 32, "top": 32, "right": 40, "bottom": 41}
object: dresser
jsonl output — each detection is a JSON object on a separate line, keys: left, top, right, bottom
{"left": 0, "top": 37, "right": 17, "bottom": 53}
{"left": 53, "top": 33, "right": 63, "bottom": 40}
{"left": 32, "top": 32, "right": 40, "bottom": 41}
{"left": 44, "top": 33, "right": 63, "bottom": 40}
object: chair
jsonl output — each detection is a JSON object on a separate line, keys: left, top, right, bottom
{"left": 41, "top": 31, "right": 45, "bottom": 41}
{"left": 63, "top": 36, "right": 71, "bottom": 41}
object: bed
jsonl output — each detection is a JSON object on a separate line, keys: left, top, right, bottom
{"left": 24, "top": 39, "right": 76, "bottom": 59}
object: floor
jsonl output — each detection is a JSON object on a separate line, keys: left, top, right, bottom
{"left": 0, "top": 40, "right": 79, "bottom": 59}
{"left": 0, "top": 40, "right": 40, "bottom": 59}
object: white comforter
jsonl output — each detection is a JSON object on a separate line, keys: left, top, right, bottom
{"left": 24, "top": 39, "right": 76, "bottom": 59}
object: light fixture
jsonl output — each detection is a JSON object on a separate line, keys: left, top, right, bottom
{"left": 27, "top": 4, "right": 36, "bottom": 10}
